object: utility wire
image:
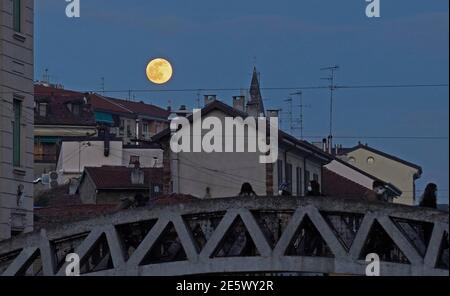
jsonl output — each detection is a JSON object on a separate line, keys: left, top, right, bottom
{"left": 1, "top": 83, "right": 448, "bottom": 95}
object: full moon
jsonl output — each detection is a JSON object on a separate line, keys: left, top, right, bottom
{"left": 146, "top": 58, "right": 173, "bottom": 84}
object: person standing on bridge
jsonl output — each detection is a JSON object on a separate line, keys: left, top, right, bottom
{"left": 419, "top": 183, "right": 438, "bottom": 209}
{"left": 419, "top": 183, "right": 438, "bottom": 244}
{"left": 364, "top": 180, "right": 388, "bottom": 202}
{"left": 239, "top": 182, "right": 257, "bottom": 197}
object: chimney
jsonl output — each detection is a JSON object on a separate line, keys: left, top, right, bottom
{"left": 322, "top": 138, "right": 327, "bottom": 152}
{"left": 266, "top": 109, "right": 279, "bottom": 118}
{"left": 204, "top": 95, "right": 216, "bottom": 106}
{"left": 175, "top": 105, "right": 191, "bottom": 117}
{"left": 131, "top": 162, "right": 144, "bottom": 185}
{"left": 327, "top": 135, "right": 333, "bottom": 154}
{"left": 232, "top": 95, "right": 246, "bottom": 112}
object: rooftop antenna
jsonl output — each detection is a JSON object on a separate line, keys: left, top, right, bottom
{"left": 320, "top": 65, "right": 339, "bottom": 139}
{"left": 43, "top": 68, "right": 50, "bottom": 83}
{"left": 290, "top": 91, "right": 311, "bottom": 140}
{"left": 284, "top": 97, "right": 293, "bottom": 135}
{"left": 101, "top": 77, "right": 105, "bottom": 94}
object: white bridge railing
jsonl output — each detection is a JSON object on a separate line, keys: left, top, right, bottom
{"left": 0, "top": 196, "right": 448, "bottom": 276}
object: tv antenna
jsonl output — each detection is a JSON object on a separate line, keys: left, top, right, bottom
{"left": 320, "top": 65, "right": 339, "bottom": 139}
{"left": 100, "top": 77, "right": 105, "bottom": 94}
{"left": 290, "top": 91, "right": 311, "bottom": 140}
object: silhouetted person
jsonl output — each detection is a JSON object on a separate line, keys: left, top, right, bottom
{"left": 204, "top": 187, "right": 212, "bottom": 199}
{"left": 419, "top": 183, "right": 438, "bottom": 245}
{"left": 239, "top": 182, "right": 257, "bottom": 197}
{"left": 364, "top": 180, "right": 388, "bottom": 202}
{"left": 278, "top": 181, "right": 291, "bottom": 196}
{"left": 306, "top": 180, "right": 321, "bottom": 196}
{"left": 419, "top": 183, "right": 437, "bottom": 209}
{"left": 134, "top": 193, "right": 149, "bottom": 207}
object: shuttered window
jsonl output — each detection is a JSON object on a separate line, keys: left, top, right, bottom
{"left": 13, "top": 0, "right": 21, "bottom": 32}
{"left": 13, "top": 99, "right": 22, "bottom": 167}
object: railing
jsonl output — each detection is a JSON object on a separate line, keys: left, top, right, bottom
{"left": 0, "top": 196, "right": 448, "bottom": 276}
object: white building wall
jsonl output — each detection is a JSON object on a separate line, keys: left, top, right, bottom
{"left": 56, "top": 140, "right": 123, "bottom": 184}
{"left": 173, "top": 110, "right": 267, "bottom": 198}
{"left": 55, "top": 140, "right": 163, "bottom": 184}
{"left": 0, "top": 0, "right": 34, "bottom": 241}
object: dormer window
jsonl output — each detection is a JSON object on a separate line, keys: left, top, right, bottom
{"left": 38, "top": 103, "right": 47, "bottom": 117}
{"left": 66, "top": 102, "right": 80, "bottom": 115}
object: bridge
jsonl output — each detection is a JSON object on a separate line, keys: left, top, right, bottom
{"left": 0, "top": 196, "right": 448, "bottom": 276}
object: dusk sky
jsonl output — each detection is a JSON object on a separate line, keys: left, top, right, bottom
{"left": 35, "top": 0, "right": 449, "bottom": 203}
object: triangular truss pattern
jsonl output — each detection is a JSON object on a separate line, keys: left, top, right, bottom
{"left": 80, "top": 233, "right": 113, "bottom": 274}
{"left": 285, "top": 215, "right": 334, "bottom": 257}
{"left": 51, "top": 232, "right": 90, "bottom": 272}
{"left": 15, "top": 249, "right": 43, "bottom": 276}
{"left": 139, "top": 222, "right": 187, "bottom": 265}
{"left": 436, "top": 231, "right": 449, "bottom": 270}
{"left": 0, "top": 198, "right": 447, "bottom": 276}
{"left": 321, "top": 211, "right": 364, "bottom": 252}
{"left": 359, "top": 220, "right": 410, "bottom": 264}
{"left": 184, "top": 212, "right": 225, "bottom": 252}
{"left": 252, "top": 210, "right": 294, "bottom": 249}
{"left": 212, "top": 216, "right": 260, "bottom": 257}
{"left": 391, "top": 217, "right": 434, "bottom": 257}
{"left": 0, "top": 249, "right": 22, "bottom": 275}
{"left": 116, "top": 219, "right": 156, "bottom": 260}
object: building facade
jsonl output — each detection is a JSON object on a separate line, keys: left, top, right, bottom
{"left": 0, "top": 0, "right": 34, "bottom": 240}
{"left": 54, "top": 138, "right": 163, "bottom": 185}
{"left": 335, "top": 144, "right": 422, "bottom": 205}
{"left": 153, "top": 69, "right": 330, "bottom": 199}
{"left": 33, "top": 84, "right": 97, "bottom": 180}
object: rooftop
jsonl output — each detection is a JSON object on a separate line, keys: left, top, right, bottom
{"left": 34, "top": 84, "right": 170, "bottom": 123}
{"left": 80, "top": 166, "right": 163, "bottom": 190}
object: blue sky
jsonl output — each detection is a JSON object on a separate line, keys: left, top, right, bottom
{"left": 35, "top": 0, "right": 449, "bottom": 203}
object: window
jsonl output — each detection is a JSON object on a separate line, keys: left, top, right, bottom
{"left": 348, "top": 156, "right": 356, "bottom": 163}
{"left": 367, "top": 156, "right": 375, "bottom": 164}
{"left": 277, "top": 159, "right": 283, "bottom": 187}
{"left": 150, "top": 183, "right": 163, "bottom": 198}
{"left": 296, "top": 167, "right": 302, "bottom": 196}
{"left": 13, "top": 0, "right": 21, "bottom": 32}
{"left": 313, "top": 173, "right": 319, "bottom": 182}
{"left": 129, "top": 155, "right": 140, "bottom": 166}
{"left": 38, "top": 103, "right": 47, "bottom": 117}
{"left": 286, "top": 163, "right": 292, "bottom": 193}
{"left": 127, "top": 123, "right": 132, "bottom": 136}
{"left": 143, "top": 123, "right": 149, "bottom": 134}
{"left": 13, "top": 99, "right": 22, "bottom": 167}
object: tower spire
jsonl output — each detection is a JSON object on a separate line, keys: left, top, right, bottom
{"left": 247, "top": 67, "right": 265, "bottom": 116}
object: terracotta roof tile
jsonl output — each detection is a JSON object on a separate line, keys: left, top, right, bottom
{"left": 83, "top": 166, "right": 163, "bottom": 190}
{"left": 34, "top": 85, "right": 96, "bottom": 126}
